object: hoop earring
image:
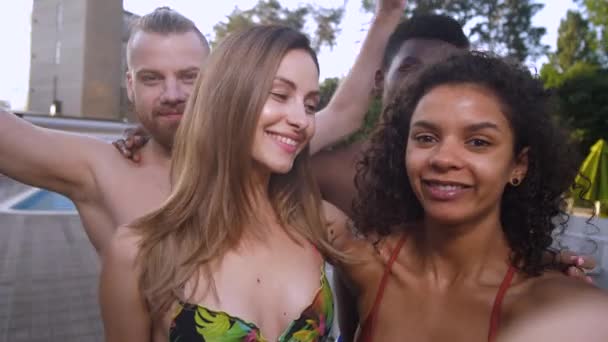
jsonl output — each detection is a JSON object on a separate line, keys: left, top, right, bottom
{"left": 510, "top": 178, "right": 521, "bottom": 186}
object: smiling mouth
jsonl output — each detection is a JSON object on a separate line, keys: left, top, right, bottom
{"left": 422, "top": 180, "right": 472, "bottom": 200}
{"left": 264, "top": 131, "right": 302, "bottom": 154}
{"left": 424, "top": 181, "right": 469, "bottom": 190}
{"left": 265, "top": 132, "right": 299, "bottom": 145}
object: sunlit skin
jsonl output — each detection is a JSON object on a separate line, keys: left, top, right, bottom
{"left": 252, "top": 49, "right": 320, "bottom": 175}
{"left": 127, "top": 31, "right": 208, "bottom": 152}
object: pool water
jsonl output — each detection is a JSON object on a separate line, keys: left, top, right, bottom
{"left": 11, "top": 190, "right": 76, "bottom": 211}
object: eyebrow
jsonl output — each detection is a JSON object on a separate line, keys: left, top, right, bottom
{"left": 464, "top": 122, "right": 501, "bottom": 132}
{"left": 411, "top": 120, "right": 501, "bottom": 132}
{"left": 411, "top": 120, "right": 438, "bottom": 130}
{"left": 177, "top": 67, "right": 200, "bottom": 74}
{"left": 136, "top": 67, "right": 199, "bottom": 76}
{"left": 274, "top": 76, "right": 320, "bottom": 98}
{"left": 135, "top": 69, "right": 161, "bottom": 77}
{"left": 274, "top": 76, "right": 296, "bottom": 89}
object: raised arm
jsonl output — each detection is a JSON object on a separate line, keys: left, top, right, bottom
{"left": 310, "top": 0, "right": 405, "bottom": 155}
{"left": 99, "top": 227, "right": 151, "bottom": 342}
{"left": 0, "top": 111, "right": 100, "bottom": 199}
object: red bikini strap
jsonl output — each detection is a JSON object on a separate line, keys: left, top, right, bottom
{"left": 488, "top": 265, "right": 516, "bottom": 342}
{"left": 360, "top": 235, "right": 408, "bottom": 342}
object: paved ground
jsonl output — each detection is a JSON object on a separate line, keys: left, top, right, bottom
{"left": 0, "top": 213, "right": 102, "bottom": 342}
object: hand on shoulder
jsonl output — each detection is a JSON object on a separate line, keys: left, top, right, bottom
{"left": 322, "top": 200, "right": 350, "bottom": 247}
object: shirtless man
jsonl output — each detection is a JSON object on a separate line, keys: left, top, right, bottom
{"left": 0, "top": 2, "right": 407, "bottom": 255}
{"left": 0, "top": 8, "right": 207, "bottom": 253}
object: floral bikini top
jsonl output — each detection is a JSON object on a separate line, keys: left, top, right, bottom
{"left": 169, "top": 266, "right": 334, "bottom": 342}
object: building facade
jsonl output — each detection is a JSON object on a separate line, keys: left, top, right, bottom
{"left": 28, "top": 0, "right": 136, "bottom": 120}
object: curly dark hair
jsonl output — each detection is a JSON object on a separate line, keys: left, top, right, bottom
{"left": 354, "top": 52, "right": 581, "bottom": 276}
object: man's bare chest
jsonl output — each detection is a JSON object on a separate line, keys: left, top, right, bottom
{"left": 97, "top": 166, "right": 170, "bottom": 226}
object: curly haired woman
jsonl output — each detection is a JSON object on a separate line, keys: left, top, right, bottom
{"left": 328, "top": 52, "right": 608, "bottom": 341}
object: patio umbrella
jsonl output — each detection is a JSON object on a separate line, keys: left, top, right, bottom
{"left": 574, "top": 139, "right": 608, "bottom": 217}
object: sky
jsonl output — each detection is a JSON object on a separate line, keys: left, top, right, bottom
{"left": 0, "top": 0, "right": 578, "bottom": 110}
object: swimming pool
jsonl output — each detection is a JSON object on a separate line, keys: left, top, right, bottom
{"left": 9, "top": 189, "right": 76, "bottom": 212}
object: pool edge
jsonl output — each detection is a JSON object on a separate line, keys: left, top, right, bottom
{"left": 0, "top": 188, "right": 78, "bottom": 215}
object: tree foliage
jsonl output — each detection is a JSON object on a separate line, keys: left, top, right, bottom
{"left": 540, "top": 1, "right": 607, "bottom": 154}
{"left": 551, "top": 10, "right": 599, "bottom": 72}
{"left": 575, "top": 0, "right": 608, "bottom": 64}
{"left": 362, "top": 0, "right": 548, "bottom": 62}
{"left": 549, "top": 64, "right": 608, "bottom": 154}
{"left": 318, "top": 77, "right": 340, "bottom": 110}
{"left": 212, "top": 0, "right": 344, "bottom": 51}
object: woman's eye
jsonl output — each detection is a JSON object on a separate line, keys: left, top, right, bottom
{"left": 414, "top": 135, "right": 436, "bottom": 144}
{"left": 271, "top": 93, "right": 288, "bottom": 101}
{"left": 468, "top": 138, "right": 491, "bottom": 147}
{"left": 305, "top": 104, "right": 317, "bottom": 114}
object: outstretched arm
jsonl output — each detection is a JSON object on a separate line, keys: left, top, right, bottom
{"left": 497, "top": 279, "right": 608, "bottom": 342}
{"left": 0, "top": 111, "right": 100, "bottom": 200}
{"left": 310, "top": 0, "right": 405, "bottom": 155}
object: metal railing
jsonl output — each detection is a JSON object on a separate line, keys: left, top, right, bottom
{"left": 11, "top": 111, "right": 135, "bottom": 141}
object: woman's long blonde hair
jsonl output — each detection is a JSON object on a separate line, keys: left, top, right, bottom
{"left": 131, "top": 26, "right": 334, "bottom": 321}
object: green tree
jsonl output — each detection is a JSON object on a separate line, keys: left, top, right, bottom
{"left": 318, "top": 77, "right": 340, "bottom": 110}
{"left": 557, "top": 64, "right": 608, "bottom": 154}
{"left": 541, "top": 62, "right": 608, "bottom": 154}
{"left": 361, "top": 0, "right": 548, "bottom": 62}
{"left": 551, "top": 10, "right": 599, "bottom": 72}
{"left": 540, "top": 3, "right": 607, "bottom": 156}
{"left": 212, "top": 0, "right": 344, "bottom": 51}
{"left": 576, "top": 0, "right": 608, "bottom": 64}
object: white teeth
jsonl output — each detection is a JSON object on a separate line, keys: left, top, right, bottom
{"left": 266, "top": 132, "right": 297, "bottom": 146}
{"left": 434, "top": 184, "right": 463, "bottom": 191}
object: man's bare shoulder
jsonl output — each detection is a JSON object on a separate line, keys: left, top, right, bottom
{"left": 68, "top": 135, "right": 145, "bottom": 199}
{"left": 81, "top": 135, "right": 140, "bottom": 165}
